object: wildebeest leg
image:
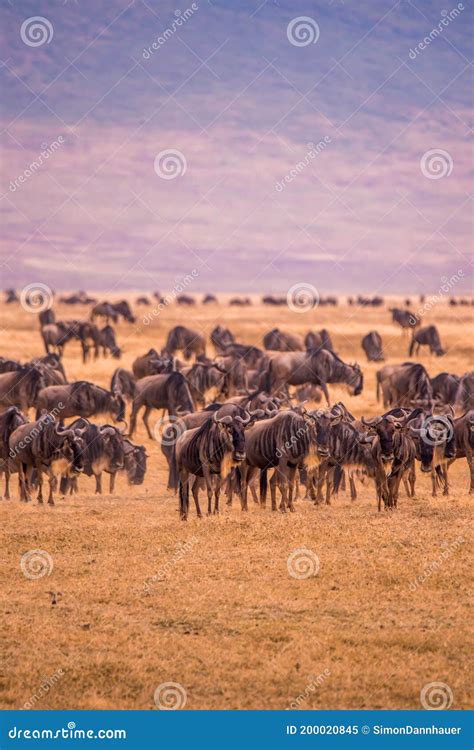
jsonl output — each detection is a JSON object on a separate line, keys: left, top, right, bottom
{"left": 249, "top": 474, "right": 259, "bottom": 504}
{"left": 191, "top": 476, "right": 202, "bottom": 518}
{"left": 47, "top": 468, "right": 56, "bottom": 505}
{"left": 325, "top": 466, "right": 334, "bottom": 505}
{"left": 319, "top": 381, "right": 330, "bottom": 406}
{"left": 109, "top": 472, "right": 116, "bottom": 493}
{"left": 441, "top": 465, "right": 449, "bottom": 495}
{"left": 35, "top": 462, "right": 44, "bottom": 504}
{"left": 129, "top": 404, "right": 139, "bottom": 437}
{"left": 349, "top": 473, "right": 357, "bottom": 501}
{"left": 178, "top": 470, "right": 190, "bottom": 520}
{"left": 213, "top": 475, "right": 221, "bottom": 514}
{"left": 431, "top": 469, "right": 437, "bottom": 497}
{"left": 407, "top": 462, "right": 416, "bottom": 497}
{"left": 95, "top": 473, "right": 102, "bottom": 494}
{"left": 202, "top": 465, "right": 213, "bottom": 515}
{"left": 4, "top": 467, "right": 11, "bottom": 499}
{"left": 269, "top": 470, "right": 278, "bottom": 511}
{"left": 466, "top": 448, "right": 473, "bottom": 493}
{"left": 276, "top": 466, "right": 289, "bottom": 512}
{"left": 17, "top": 462, "right": 29, "bottom": 502}
{"left": 142, "top": 406, "right": 154, "bottom": 440}
{"left": 287, "top": 465, "right": 297, "bottom": 512}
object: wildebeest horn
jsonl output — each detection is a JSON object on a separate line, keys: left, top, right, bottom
{"left": 215, "top": 414, "right": 233, "bottom": 425}
{"left": 409, "top": 425, "right": 423, "bottom": 435}
{"left": 361, "top": 416, "right": 381, "bottom": 427}
{"left": 235, "top": 410, "right": 251, "bottom": 425}
{"left": 100, "top": 426, "right": 116, "bottom": 436}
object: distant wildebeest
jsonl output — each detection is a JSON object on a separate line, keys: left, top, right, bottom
{"left": 211, "top": 356, "right": 247, "bottom": 398}
{"left": 229, "top": 297, "right": 251, "bottom": 306}
{"left": 39, "top": 309, "right": 55, "bottom": 326}
{"left": 219, "top": 343, "right": 265, "bottom": 369}
{"left": 111, "top": 368, "right": 137, "bottom": 405}
{"left": 376, "top": 362, "right": 433, "bottom": 409}
{"left": 63, "top": 419, "right": 125, "bottom": 494}
{"left": 455, "top": 372, "right": 474, "bottom": 413}
{"left": 263, "top": 328, "right": 304, "bottom": 352}
{"left": 389, "top": 307, "right": 420, "bottom": 333}
{"left": 35, "top": 381, "right": 126, "bottom": 424}
{"left": 262, "top": 295, "right": 286, "bottom": 306}
{"left": 164, "top": 326, "right": 206, "bottom": 361}
{"left": 60, "top": 291, "right": 97, "bottom": 305}
{"left": 0, "top": 406, "right": 28, "bottom": 498}
{"left": 108, "top": 437, "right": 148, "bottom": 492}
{"left": 409, "top": 409, "right": 457, "bottom": 496}
{"left": 128, "top": 372, "right": 195, "bottom": 438}
{"left": 171, "top": 410, "right": 249, "bottom": 519}
{"left": 41, "top": 321, "right": 80, "bottom": 356}
{"left": 177, "top": 294, "right": 196, "bottom": 306}
{"left": 361, "top": 331, "right": 384, "bottom": 362}
{"left": 132, "top": 350, "right": 173, "bottom": 379}
{"left": 136, "top": 296, "right": 151, "bottom": 306}
{"left": 9, "top": 416, "right": 85, "bottom": 504}
{"left": 5, "top": 289, "right": 19, "bottom": 303}
{"left": 0, "top": 357, "right": 22, "bottom": 374}
{"left": 203, "top": 294, "right": 218, "bottom": 304}
{"left": 0, "top": 365, "right": 44, "bottom": 412}
{"left": 431, "top": 372, "right": 460, "bottom": 406}
{"left": 182, "top": 361, "right": 224, "bottom": 407}
{"left": 264, "top": 349, "right": 363, "bottom": 405}
{"left": 91, "top": 300, "right": 135, "bottom": 323}
{"left": 211, "top": 325, "right": 235, "bottom": 353}
{"left": 98, "top": 325, "right": 121, "bottom": 359}
{"left": 305, "top": 329, "right": 334, "bottom": 352}
{"left": 409, "top": 325, "right": 445, "bottom": 357}
{"left": 448, "top": 409, "right": 474, "bottom": 493}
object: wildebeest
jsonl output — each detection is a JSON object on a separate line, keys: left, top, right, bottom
{"left": 164, "top": 326, "right": 206, "bottom": 361}
{"left": 91, "top": 300, "right": 135, "bottom": 323}
{"left": 203, "top": 294, "right": 218, "bottom": 304}
{"left": 409, "top": 409, "right": 456, "bottom": 496}
{"left": 35, "top": 381, "right": 126, "bottom": 424}
{"left": 128, "top": 372, "right": 194, "bottom": 438}
{"left": 177, "top": 294, "right": 196, "bottom": 306}
{"left": 431, "top": 372, "right": 460, "bottom": 405}
{"left": 63, "top": 418, "right": 125, "bottom": 494}
{"left": 111, "top": 368, "right": 136, "bottom": 404}
{"left": 448, "top": 409, "right": 474, "bottom": 493}
{"left": 218, "top": 343, "right": 265, "bottom": 369}
{"left": 456, "top": 372, "right": 474, "bottom": 413}
{"left": 9, "top": 416, "right": 84, "bottom": 504}
{"left": 263, "top": 328, "right": 304, "bottom": 352}
{"left": 0, "top": 365, "right": 44, "bottom": 412}
{"left": 264, "top": 349, "right": 363, "bottom": 405}
{"left": 41, "top": 321, "right": 80, "bottom": 356}
{"left": 181, "top": 361, "right": 224, "bottom": 407}
{"left": 5, "top": 289, "right": 19, "bottom": 303}
{"left": 136, "top": 296, "right": 151, "bottom": 306}
{"left": 211, "top": 325, "right": 235, "bottom": 353}
{"left": 389, "top": 308, "right": 420, "bottom": 332}
{"left": 305, "top": 329, "right": 334, "bottom": 353}
{"left": 0, "top": 357, "right": 22, "bottom": 374}
{"left": 361, "top": 331, "right": 384, "bottom": 362}
{"left": 0, "top": 406, "right": 28, "bottom": 498}
{"left": 108, "top": 438, "right": 148, "bottom": 492}
{"left": 409, "top": 325, "right": 445, "bottom": 357}
{"left": 132, "top": 350, "right": 173, "bottom": 379}
{"left": 171, "top": 410, "right": 249, "bottom": 519}
{"left": 39, "top": 309, "right": 55, "bottom": 326}
{"left": 98, "top": 325, "right": 121, "bottom": 359}
{"left": 211, "top": 356, "right": 247, "bottom": 398}
{"left": 376, "top": 362, "right": 433, "bottom": 408}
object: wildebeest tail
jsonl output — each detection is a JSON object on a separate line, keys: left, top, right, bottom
{"left": 178, "top": 477, "right": 189, "bottom": 519}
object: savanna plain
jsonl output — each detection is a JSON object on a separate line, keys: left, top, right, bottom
{"left": 0, "top": 297, "right": 472, "bottom": 710}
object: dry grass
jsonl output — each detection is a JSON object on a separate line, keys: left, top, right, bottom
{"left": 0, "top": 298, "right": 472, "bottom": 710}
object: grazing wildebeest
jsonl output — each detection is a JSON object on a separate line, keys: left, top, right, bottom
{"left": 263, "top": 328, "right": 305, "bottom": 352}
{"left": 211, "top": 325, "right": 235, "bottom": 353}
{"left": 98, "top": 325, "right": 121, "bottom": 359}
{"left": 111, "top": 368, "right": 136, "bottom": 404}
{"left": 31, "top": 355, "right": 67, "bottom": 387}
{"left": 39, "top": 309, "right": 55, "bottom": 326}
{"left": 177, "top": 294, "right": 196, "bottom": 306}
{"left": 409, "top": 409, "right": 457, "bottom": 496}
{"left": 230, "top": 297, "right": 251, "bottom": 306}
{"left": 41, "top": 321, "right": 80, "bottom": 356}
{"left": 431, "top": 372, "right": 460, "bottom": 406}
{"left": 0, "top": 406, "right": 28, "bottom": 498}
{"left": 389, "top": 307, "right": 420, "bottom": 333}
{"left": 129, "top": 372, "right": 195, "bottom": 438}
{"left": 211, "top": 356, "right": 247, "bottom": 398}
{"left": 376, "top": 362, "right": 433, "bottom": 409}
{"left": 9, "top": 416, "right": 84, "bottom": 505}
{"left": 132, "top": 350, "right": 173, "bottom": 379}
{"left": 409, "top": 325, "right": 445, "bottom": 357}
{"left": 164, "top": 326, "right": 206, "bottom": 361}
{"left": 64, "top": 419, "right": 125, "bottom": 494}
{"left": 181, "top": 362, "right": 224, "bottom": 407}
{"left": 35, "top": 381, "right": 126, "bottom": 423}
{"left": 91, "top": 300, "right": 135, "bottom": 323}
{"left": 456, "top": 372, "right": 474, "bottom": 413}
{"left": 361, "top": 331, "right": 384, "bottom": 362}
{"left": 203, "top": 294, "right": 218, "bottom": 304}
{"left": 264, "top": 349, "right": 363, "bottom": 405}
{"left": 240, "top": 408, "right": 334, "bottom": 512}
{"left": 171, "top": 410, "right": 249, "bottom": 519}
{"left": 0, "top": 365, "right": 44, "bottom": 412}
{"left": 447, "top": 410, "right": 474, "bottom": 493}
{"left": 304, "top": 329, "right": 334, "bottom": 352}
{"left": 136, "top": 296, "right": 150, "bottom": 306}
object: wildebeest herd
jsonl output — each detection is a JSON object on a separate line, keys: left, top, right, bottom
{"left": 0, "top": 296, "right": 473, "bottom": 520}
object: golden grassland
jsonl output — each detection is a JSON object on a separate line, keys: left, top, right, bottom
{"left": 0, "top": 298, "right": 472, "bottom": 710}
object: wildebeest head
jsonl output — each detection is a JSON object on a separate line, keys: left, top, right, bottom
{"left": 409, "top": 412, "right": 456, "bottom": 472}
{"left": 361, "top": 408, "right": 422, "bottom": 462}
{"left": 348, "top": 363, "right": 363, "bottom": 396}
{"left": 111, "top": 392, "right": 126, "bottom": 423}
{"left": 214, "top": 413, "right": 246, "bottom": 461}
{"left": 307, "top": 409, "right": 341, "bottom": 457}
{"left": 100, "top": 426, "right": 125, "bottom": 471}
{"left": 123, "top": 442, "right": 148, "bottom": 485}
{"left": 57, "top": 426, "right": 84, "bottom": 474}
